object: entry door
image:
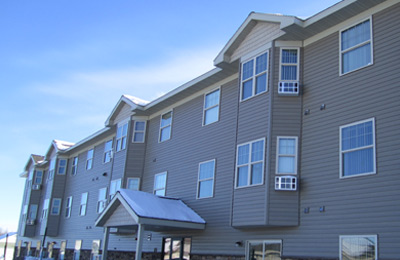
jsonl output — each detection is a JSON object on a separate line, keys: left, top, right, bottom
{"left": 162, "top": 237, "right": 192, "bottom": 260}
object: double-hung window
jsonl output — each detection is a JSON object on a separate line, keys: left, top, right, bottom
{"left": 127, "top": 178, "right": 140, "bottom": 191}
{"left": 86, "top": 149, "right": 94, "bottom": 170}
{"left": 276, "top": 137, "right": 298, "bottom": 175}
{"left": 133, "top": 121, "right": 146, "bottom": 143}
{"left": 154, "top": 172, "right": 167, "bottom": 196}
{"left": 57, "top": 159, "right": 67, "bottom": 175}
{"left": 79, "top": 192, "right": 88, "bottom": 216}
{"left": 71, "top": 157, "right": 78, "bottom": 175}
{"left": 340, "top": 235, "right": 377, "bottom": 260}
{"left": 34, "top": 170, "right": 43, "bottom": 185}
{"left": 103, "top": 140, "right": 113, "bottom": 163}
{"left": 159, "top": 111, "right": 172, "bottom": 142}
{"left": 340, "top": 118, "right": 376, "bottom": 178}
{"left": 47, "top": 159, "right": 55, "bottom": 181}
{"left": 109, "top": 179, "right": 121, "bottom": 200}
{"left": 197, "top": 160, "right": 215, "bottom": 199}
{"left": 41, "top": 199, "right": 49, "bottom": 221}
{"left": 241, "top": 52, "right": 268, "bottom": 101}
{"left": 340, "top": 18, "right": 373, "bottom": 75}
{"left": 28, "top": 204, "right": 38, "bottom": 221}
{"left": 65, "top": 196, "right": 72, "bottom": 218}
{"left": 203, "top": 88, "right": 220, "bottom": 125}
{"left": 97, "top": 188, "right": 107, "bottom": 213}
{"left": 280, "top": 48, "right": 299, "bottom": 82}
{"left": 51, "top": 198, "right": 62, "bottom": 215}
{"left": 236, "top": 138, "right": 265, "bottom": 188}
{"left": 116, "top": 122, "right": 128, "bottom": 152}
{"left": 246, "top": 240, "right": 282, "bottom": 260}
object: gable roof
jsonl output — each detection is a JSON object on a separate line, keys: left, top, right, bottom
{"left": 95, "top": 189, "right": 206, "bottom": 231}
{"left": 20, "top": 154, "right": 45, "bottom": 177}
{"left": 105, "top": 95, "right": 149, "bottom": 126}
{"left": 44, "top": 139, "right": 75, "bottom": 159}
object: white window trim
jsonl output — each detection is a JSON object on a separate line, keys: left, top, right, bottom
{"left": 65, "top": 196, "right": 72, "bottom": 218}
{"left": 47, "top": 159, "right": 56, "bottom": 182}
{"left": 41, "top": 199, "right": 50, "bottom": 221}
{"left": 197, "top": 159, "right": 216, "bottom": 199}
{"left": 109, "top": 178, "right": 122, "bottom": 200}
{"left": 79, "top": 192, "right": 88, "bottom": 217}
{"left": 276, "top": 136, "right": 298, "bottom": 175}
{"left": 71, "top": 157, "right": 78, "bottom": 176}
{"left": 339, "top": 17, "right": 374, "bottom": 76}
{"left": 50, "top": 198, "right": 62, "bottom": 216}
{"left": 246, "top": 240, "right": 282, "bottom": 260}
{"left": 116, "top": 119, "right": 129, "bottom": 152}
{"left": 240, "top": 51, "right": 269, "bottom": 102}
{"left": 202, "top": 88, "right": 221, "bottom": 126}
{"left": 57, "top": 158, "right": 67, "bottom": 175}
{"left": 279, "top": 47, "right": 300, "bottom": 82}
{"left": 86, "top": 148, "right": 94, "bottom": 171}
{"left": 132, "top": 120, "right": 147, "bottom": 143}
{"left": 127, "top": 177, "right": 140, "bottom": 191}
{"left": 97, "top": 187, "right": 107, "bottom": 214}
{"left": 159, "top": 111, "right": 173, "bottom": 143}
{"left": 103, "top": 139, "right": 113, "bottom": 164}
{"left": 235, "top": 138, "right": 266, "bottom": 189}
{"left": 153, "top": 172, "right": 167, "bottom": 196}
{"left": 339, "top": 118, "right": 376, "bottom": 179}
{"left": 339, "top": 235, "right": 378, "bottom": 260}
{"left": 34, "top": 170, "right": 43, "bottom": 185}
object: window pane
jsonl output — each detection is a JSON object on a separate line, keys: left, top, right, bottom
{"left": 199, "top": 161, "right": 214, "bottom": 180}
{"left": 160, "top": 126, "right": 171, "bottom": 141}
{"left": 279, "top": 138, "right": 295, "bottom": 155}
{"left": 199, "top": 180, "right": 213, "bottom": 198}
{"left": 135, "top": 121, "right": 145, "bottom": 131}
{"left": 342, "top": 121, "right": 373, "bottom": 151}
{"left": 343, "top": 147, "right": 374, "bottom": 176}
{"left": 238, "top": 144, "right": 250, "bottom": 165}
{"left": 341, "top": 236, "right": 376, "bottom": 260}
{"left": 161, "top": 112, "right": 172, "bottom": 127}
{"left": 134, "top": 132, "right": 144, "bottom": 142}
{"left": 256, "top": 53, "right": 268, "bottom": 74}
{"left": 237, "top": 166, "right": 248, "bottom": 187}
{"left": 242, "top": 60, "right": 254, "bottom": 81}
{"left": 155, "top": 174, "right": 166, "bottom": 189}
{"left": 251, "top": 163, "right": 263, "bottom": 185}
{"left": 205, "top": 106, "right": 219, "bottom": 125}
{"left": 342, "top": 43, "right": 371, "bottom": 74}
{"left": 265, "top": 242, "right": 281, "bottom": 260}
{"left": 278, "top": 156, "right": 295, "bottom": 174}
{"left": 248, "top": 242, "right": 263, "bottom": 260}
{"left": 251, "top": 140, "right": 264, "bottom": 162}
{"left": 128, "top": 179, "right": 139, "bottom": 190}
{"left": 281, "top": 65, "right": 297, "bottom": 80}
{"left": 255, "top": 73, "right": 267, "bottom": 94}
{"left": 205, "top": 89, "right": 220, "bottom": 109}
{"left": 282, "top": 49, "right": 298, "bottom": 63}
{"left": 183, "top": 238, "right": 191, "bottom": 260}
{"left": 341, "top": 20, "right": 371, "bottom": 51}
{"left": 242, "top": 80, "right": 253, "bottom": 100}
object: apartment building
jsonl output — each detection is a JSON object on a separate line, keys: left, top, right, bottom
{"left": 16, "top": 0, "right": 400, "bottom": 259}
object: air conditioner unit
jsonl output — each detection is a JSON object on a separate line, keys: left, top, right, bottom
{"left": 26, "top": 219, "right": 36, "bottom": 226}
{"left": 278, "top": 81, "right": 300, "bottom": 95}
{"left": 32, "top": 184, "right": 41, "bottom": 190}
{"left": 275, "top": 176, "right": 297, "bottom": 191}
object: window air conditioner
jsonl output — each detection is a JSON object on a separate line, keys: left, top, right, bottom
{"left": 275, "top": 176, "right": 297, "bottom": 191}
{"left": 32, "top": 184, "right": 41, "bottom": 190}
{"left": 26, "top": 219, "right": 36, "bottom": 226}
{"left": 278, "top": 81, "right": 300, "bottom": 95}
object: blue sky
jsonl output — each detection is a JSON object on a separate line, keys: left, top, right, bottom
{"left": 0, "top": 0, "right": 340, "bottom": 232}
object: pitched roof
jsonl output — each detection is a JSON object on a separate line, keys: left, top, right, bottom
{"left": 105, "top": 95, "right": 149, "bottom": 126}
{"left": 53, "top": 139, "right": 75, "bottom": 151}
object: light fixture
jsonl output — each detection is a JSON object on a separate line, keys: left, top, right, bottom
{"left": 304, "top": 109, "right": 310, "bottom": 115}
{"left": 320, "top": 104, "right": 326, "bottom": 110}
{"left": 235, "top": 241, "right": 243, "bottom": 247}
{"left": 102, "top": 172, "right": 107, "bottom": 177}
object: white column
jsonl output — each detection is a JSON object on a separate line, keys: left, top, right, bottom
{"left": 135, "top": 224, "right": 144, "bottom": 260}
{"left": 102, "top": 227, "right": 110, "bottom": 260}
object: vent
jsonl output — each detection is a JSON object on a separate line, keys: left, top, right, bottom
{"left": 278, "top": 81, "right": 300, "bottom": 95}
{"left": 275, "top": 176, "right": 297, "bottom": 191}
{"left": 26, "top": 219, "right": 36, "bottom": 226}
{"left": 32, "top": 184, "right": 41, "bottom": 190}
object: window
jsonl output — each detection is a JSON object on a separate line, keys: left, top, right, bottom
{"left": 109, "top": 179, "right": 121, "bottom": 200}
{"left": 340, "top": 235, "right": 377, "bottom": 260}
{"left": 47, "top": 159, "right": 55, "bottom": 181}
{"left": 280, "top": 48, "right": 299, "bottom": 82}
{"left": 340, "top": 118, "right": 376, "bottom": 178}
{"left": 162, "top": 238, "right": 191, "bottom": 260}
{"left": 22, "top": 205, "right": 28, "bottom": 221}
{"left": 65, "top": 196, "right": 72, "bottom": 218}
{"left": 236, "top": 139, "right": 265, "bottom": 188}
{"left": 103, "top": 140, "right": 113, "bottom": 163}
{"left": 79, "top": 192, "right": 88, "bottom": 216}
{"left": 241, "top": 52, "right": 268, "bottom": 101}
{"left": 276, "top": 137, "right": 298, "bottom": 175}
{"left": 86, "top": 149, "right": 94, "bottom": 170}
{"left": 97, "top": 188, "right": 107, "bottom": 213}
{"left": 41, "top": 199, "right": 49, "bottom": 220}
{"left": 127, "top": 178, "right": 140, "bottom": 191}
{"left": 51, "top": 198, "right": 62, "bottom": 215}
{"left": 73, "top": 240, "right": 82, "bottom": 260}
{"left": 246, "top": 240, "right": 282, "bottom": 260}
{"left": 203, "top": 88, "right": 220, "bottom": 125}
{"left": 34, "top": 170, "right": 43, "bottom": 185}
{"left": 71, "top": 157, "right": 78, "bottom": 175}
{"left": 197, "top": 160, "right": 215, "bottom": 199}
{"left": 133, "top": 121, "right": 146, "bottom": 143}
{"left": 116, "top": 122, "right": 128, "bottom": 151}
{"left": 340, "top": 18, "right": 373, "bottom": 75}
{"left": 154, "top": 172, "right": 167, "bottom": 196}
{"left": 57, "top": 159, "right": 67, "bottom": 175}
{"left": 159, "top": 111, "right": 172, "bottom": 142}
{"left": 28, "top": 204, "right": 38, "bottom": 221}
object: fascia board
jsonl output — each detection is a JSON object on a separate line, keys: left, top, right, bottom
{"left": 64, "top": 127, "right": 112, "bottom": 154}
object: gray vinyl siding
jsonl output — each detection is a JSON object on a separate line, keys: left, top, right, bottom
{"left": 298, "top": 4, "right": 400, "bottom": 258}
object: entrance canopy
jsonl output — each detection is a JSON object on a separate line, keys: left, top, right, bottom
{"left": 95, "top": 189, "right": 206, "bottom": 231}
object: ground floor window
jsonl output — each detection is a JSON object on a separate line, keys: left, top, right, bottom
{"left": 162, "top": 237, "right": 191, "bottom": 260}
{"left": 73, "top": 240, "right": 82, "bottom": 260}
{"left": 340, "top": 235, "right": 377, "bottom": 260}
{"left": 246, "top": 240, "right": 281, "bottom": 260}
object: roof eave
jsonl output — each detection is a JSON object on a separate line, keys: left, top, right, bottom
{"left": 105, "top": 96, "right": 146, "bottom": 127}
